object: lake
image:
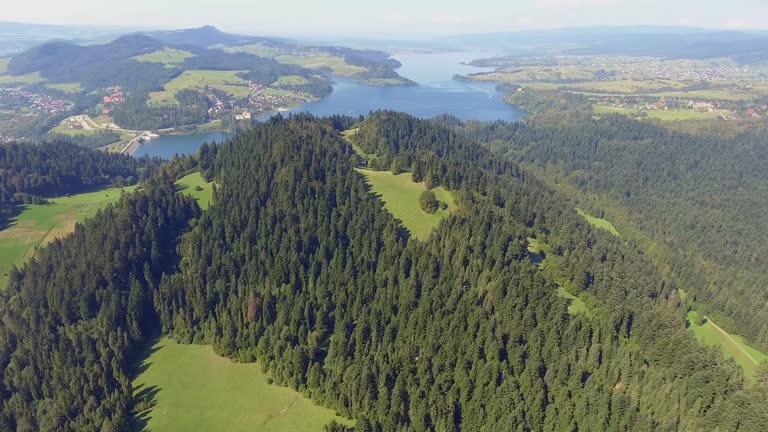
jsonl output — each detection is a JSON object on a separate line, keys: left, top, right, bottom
{"left": 133, "top": 51, "right": 523, "bottom": 159}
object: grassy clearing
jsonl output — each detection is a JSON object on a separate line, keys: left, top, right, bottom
{"left": 0, "top": 58, "right": 9, "bottom": 75}
{"left": 46, "top": 82, "right": 82, "bottom": 92}
{"left": 528, "top": 237, "right": 591, "bottom": 316}
{"left": 687, "top": 311, "right": 768, "bottom": 381}
{"left": 576, "top": 208, "right": 620, "bottom": 236}
{"left": 175, "top": 172, "right": 213, "bottom": 210}
{"left": 0, "top": 186, "right": 136, "bottom": 287}
{"left": 594, "top": 105, "right": 731, "bottom": 121}
{"left": 276, "top": 54, "right": 367, "bottom": 77}
{"left": 150, "top": 70, "right": 250, "bottom": 105}
{"left": 219, "top": 43, "right": 284, "bottom": 58}
{"left": 356, "top": 169, "right": 456, "bottom": 240}
{"left": 273, "top": 75, "right": 310, "bottom": 86}
{"left": 0, "top": 71, "right": 44, "bottom": 85}
{"left": 132, "top": 48, "right": 195, "bottom": 64}
{"left": 132, "top": 338, "right": 352, "bottom": 432}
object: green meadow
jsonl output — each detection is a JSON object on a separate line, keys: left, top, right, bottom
{"left": 132, "top": 338, "right": 352, "bottom": 432}
{"left": 273, "top": 75, "right": 310, "bottom": 86}
{"left": 149, "top": 70, "right": 250, "bottom": 105}
{"left": 687, "top": 311, "right": 768, "bottom": 382}
{"left": 276, "top": 54, "right": 367, "bottom": 77}
{"left": 356, "top": 168, "right": 456, "bottom": 240}
{"left": 594, "top": 105, "right": 731, "bottom": 121}
{"left": 0, "top": 186, "right": 136, "bottom": 287}
{"left": 175, "top": 172, "right": 213, "bottom": 210}
{"left": 0, "top": 58, "right": 9, "bottom": 74}
{"left": 0, "top": 71, "right": 44, "bottom": 85}
{"left": 132, "top": 48, "right": 195, "bottom": 65}
{"left": 576, "top": 208, "right": 620, "bottom": 236}
{"left": 46, "top": 82, "right": 82, "bottom": 92}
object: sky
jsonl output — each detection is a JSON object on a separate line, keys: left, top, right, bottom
{"left": 3, "top": 0, "right": 768, "bottom": 37}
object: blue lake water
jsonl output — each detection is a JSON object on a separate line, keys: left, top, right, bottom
{"left": 133, "top": 51, "right": 523, "bottom": 159}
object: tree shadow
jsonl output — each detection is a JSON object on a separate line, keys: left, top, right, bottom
{"left": 0, "top": 204, "right": 29, "bottom": 231}
{"left": 128, "top": 338, "right": 164, "bottom": 432}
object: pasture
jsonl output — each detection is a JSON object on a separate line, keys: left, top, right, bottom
{"left": 175, "top": 172, "right": 213, "bottom": 210}
{"left": 0, "top": 186, "right": 136, "bottom": 287}
{"left": 0, "top": 58, "right": 8, "bottom": 74}
{"left": 356, "top": 168, "right": 456, "bottom": 240}
{"left": 132, "top": 338, "right": 352, "bottom": 432}
{"left": 687, "top": 311, "right": 768, "bottom": 382}
{"left": 150, "top": 70, "right": 250, "bottom": 105}
{"left": 594, "top": 106, "right": 732, "bottom": 121}
{"left": 276, "top": 54, "right": 367, "bottom": 77}
{"left": 576, "top": 208, "right": 620, "bottom": 236}
{"left": 132, "top": 48, "right": 195, "bottom": 65}
{"left": 46, "top": 82, "right": 82, "bottom": 92}
{"left": 0, "top": 71, "right": 44, "bottom": 85}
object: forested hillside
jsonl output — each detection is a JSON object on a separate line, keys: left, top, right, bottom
{"left": 453, "top": 112, "right": 768, "bottom": 352}
{"left": 0, "top": 141, "right": 157, "bottom": 222}
{"left": 1, "top": 114, "right": 766, "bottom": 431}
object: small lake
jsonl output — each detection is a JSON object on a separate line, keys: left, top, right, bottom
{"left": 132, "top": 131, "right": 230, "bottom": 159}
{"left": 133, "top": 51, "right": 523, "bottom": 158}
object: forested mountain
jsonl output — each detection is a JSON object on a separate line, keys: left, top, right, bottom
{"left": 0, "top": 141, "right": 157, "bottom": 222}
{"left": 1, "top": 113, "right": 766, "bottom": 431}
{"left": 452, "top": 112, "right": 768, "bottom": 352}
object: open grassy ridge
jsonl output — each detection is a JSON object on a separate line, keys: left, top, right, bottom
{"left": 132, "top": 338, "right": 352, "bottom": 432}
{"left": 0, "top": 185, "right": 137, "bottom": 287}
{"left": 175, "top": 172, "right": 213, "bottom": 210}
{"left": 687, "top": 311, "right": 768, "bottom": 382}
{"left": 576, "top": 208, "right": 620, "bottom": 236}
{"left": 356, "top": 168, "right": 456, "bottom": 240}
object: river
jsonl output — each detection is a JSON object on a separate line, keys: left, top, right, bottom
{"left": 133, "top": 51, "right": 522, "bottom": 159}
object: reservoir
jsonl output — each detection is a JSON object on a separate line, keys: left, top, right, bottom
{"left": 133, "top": 51, "right": 522, "bottom": 159}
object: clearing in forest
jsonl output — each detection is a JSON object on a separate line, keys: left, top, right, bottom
{"left": 576, "top": 208, "right": 620, "bottom": 236}
{"left": 0, "top": 186, "right": 136, "bottom": 287}
{"left": 528, "top": 237, "right": 591, "bottom": 317}
{"left": 175, "top": 172, "right": 213, "bottom": 210}
{"left": 132, "top": 48, "right": 196, "bottom": 65}
{"left": 356, "top": 168, "right": 456, "bottom": 240}
{"left": 131, "top": 338, "right": 352, "bottom": 432}
{"left": 149, "top": 70, "right": 250, "bottom": 105}
{"left": 687, "top": 311, "right": 768, "bottom": 382}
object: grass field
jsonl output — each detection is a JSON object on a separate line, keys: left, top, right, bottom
{"left": 220, "top": 43, "right": 285, "bottom": 58}
{"left": 46, "top": 82, "right": 82, "bottom": 92}
{"left": 273, "top": 75, "right": 310, "bottom": 86}
{"left": 276, "top": 54, "right": 367, "bottom": 77}
{"left": 150, "top": 70, "right": 250, "bottom": 105}
{"left": 687, "top": 311, "right": 768, "bottom": 381}
{"left": 0, "top": 71, "right": 44, "bottom": 85}
{"left": 0, "top": 186, "right": 136, "bottom": 287}
{"left": 132, "top": 48, "right": 195, "bottom": 65}
{"left": 175, "top": 172, "right": 213, "bottom": 210}
{"left": 132, "top": 338, "right": 352, "bottom": 432}
{"left": 576, "top": 208, "right": 620, "bottom": 236}
{"left": 356, "top": 169, "right": 456, "bottom": 240}
{"left": 0, "top": 58, "right": 8, "bottom": 75}
{"left": 594, "top": 106, "right": 731, "bottom": 121}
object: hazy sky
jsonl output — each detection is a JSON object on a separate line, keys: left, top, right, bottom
{"left": 4, "top": 0, "right": 768, "bottom": 37}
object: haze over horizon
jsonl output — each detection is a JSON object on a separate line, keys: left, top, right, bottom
{"left": 4, "top": 0, "right": 768, "bottom": 37}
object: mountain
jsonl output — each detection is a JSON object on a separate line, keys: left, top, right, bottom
{"left": 147, "top": 25, "right": 291, "bottom": 48}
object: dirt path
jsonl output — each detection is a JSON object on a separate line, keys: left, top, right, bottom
{"left": 706, "top": 316, "right": 759, "bottom": 365}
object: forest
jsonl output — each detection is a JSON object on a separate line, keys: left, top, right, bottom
{"left": 0, "top": 113, "right": 766, "bottom": 431}
{"left": 451, "top": 109, "right": 768, "bottom": 352}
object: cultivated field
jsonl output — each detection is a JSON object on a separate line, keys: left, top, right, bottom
{"left": 132, "top": 338, "right": 352, "bottom": 432}
{"left": 576, "top": 208, "right": 620, "bottom": 236}
{"left": 149, "top": 70, "right": 250, "bottom": 105}
{"left": 594, "top": 106, "right": 732, "bottom": 121}
{"left": 175, "top": 172, "right": 213, "bottom": 210}
{"left": 356, "top": 168, "right": 456, "bottom": 240}
{"left": 132, "top": 48, "right": 195, "bottom": 65}
{"left": 0, "top": 186, "right": 136, "bottom": 287}
{"left": 687, "top": 311, "right": 768, "bottom": 381}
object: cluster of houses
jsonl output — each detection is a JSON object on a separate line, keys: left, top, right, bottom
{"left": 100, "top": 87, "right": 125, "bottom": 114}
{"left": 0, "top": 87, "right": 69, "bottom": 114}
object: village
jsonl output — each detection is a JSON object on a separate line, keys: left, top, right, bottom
{"left": 0, "top": 86, "right": 70, "bottom": 114}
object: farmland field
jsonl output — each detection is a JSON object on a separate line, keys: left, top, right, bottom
{"left": 132, "top": 338, "right": 352, "bottom": 432}
{"left": 175, "top": 172, "right": 213, "bottom": 210}
{"left": 0, "top": 71, "right": 44, "bottom": 85}
{"left": 576, "top": 208, "right": 620, "bottom": 236}
{"left": 46, "top": 82, "right": 82, "bottom": 92}
{"left": 687, "top": 311, "right": 768, "bottom": 381}
{"left": 0, "top": 185, "right": 136, "bottom": 287}
{"left": 356, "top": 168, "right": 456, "bottom": 240}
{"left": 276, "top": 54, "right": 367, "bottom": 77}
{"left": 132, "top": 48, "right": 195, "bottom": 64}
{"left": 594, "top": 106, "right": 732, "bottom": 121}
{"left": 149, "top": 70, "right": 250, "bottom": 105}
